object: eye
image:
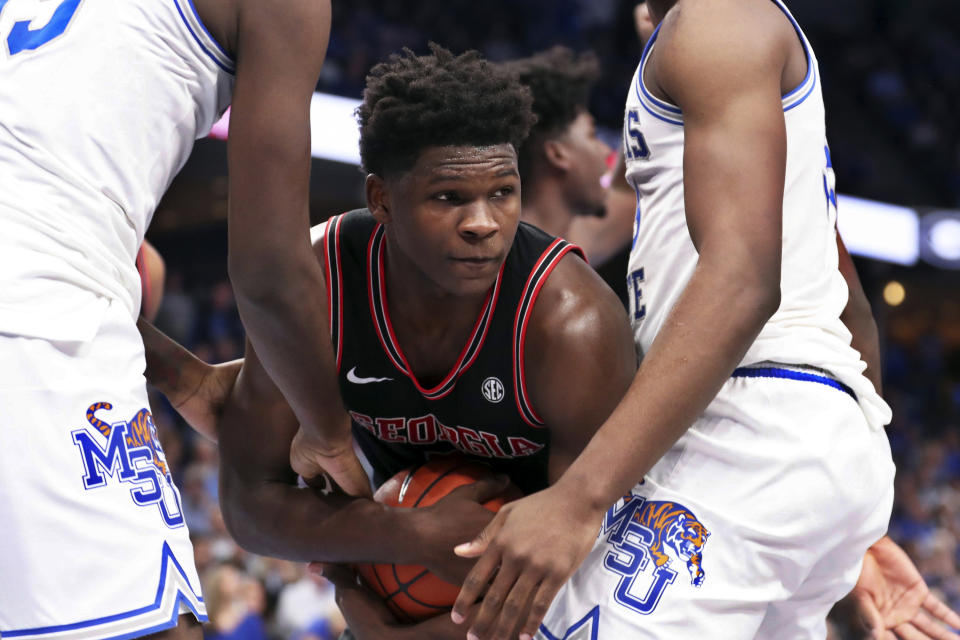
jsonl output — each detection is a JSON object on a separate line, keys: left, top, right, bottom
{"left": 492, "top": 185, "right": 515, "bottom": 198}
{"left": 433, "top": 191, "right": 462, "bottom": 203}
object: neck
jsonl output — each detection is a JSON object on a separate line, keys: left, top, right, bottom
{"left": 521, "top": 178, "right": 577, "bottom": 239}
{"left": 381, "top": 237, "right": 489, "bottom": 334}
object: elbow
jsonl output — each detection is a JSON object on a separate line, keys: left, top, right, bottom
{"left": 757, "top": 280, "right": 781, "bottom": 321}
{"left": 219, "top": 476, "right": 268, "bottom": 555}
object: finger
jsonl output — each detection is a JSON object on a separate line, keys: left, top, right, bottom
{"left": 455, "top": 512, "right": 506, "bottom": 559}
{"left": 467, "top": 561, "right": 522, "bottom": 640}
{"left": 448, "top": 474, "right": 511, "bottom": 505}
{"left": 517, "top": 574, "right": 566, "bottom": 640}
{"left": 895, "top": 621, "right": 935, "bottom": 640}
{"left": 854, "top": 592, "right": 887, "bottom": 636}
{"left": 924, "top": 593, "right": 960, "bottom": 630}
{"left": 913, "top": 609, "right": 960, "bottom": 640}
{"left": 487, "top": 571, "right": 541, "bottom": 640}
{"left": 452, "top": 547, "right": 501, "bottom": 625}
{"left": 325, "top": 451, "right": 373, "bottom": 498}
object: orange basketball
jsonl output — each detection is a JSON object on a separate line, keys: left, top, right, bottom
{"left": 354, "top": 456, "right": 521, "bottom": 622}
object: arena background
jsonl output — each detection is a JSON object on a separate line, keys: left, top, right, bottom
{"left": 143, "top": 2, "right": 960, "bottom": 638}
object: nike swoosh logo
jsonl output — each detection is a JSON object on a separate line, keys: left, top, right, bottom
{"left": 346, "top": 367, "right": 393, "bottom": 384}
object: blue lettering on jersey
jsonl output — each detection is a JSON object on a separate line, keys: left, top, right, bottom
{"left": 72, "top": 403, "right": 185, "bottom": 528}
{"left": 822, "top": 145, "right": 838, "bottom": 224}
{"left": 628, "top": 268, "right": 646, "bottom": 322}
{"left": 623, "top": 109, "right": 650, "bottom": 161}
{"left": 1, "top": 0, "right": 82, "bottom": 56}
{"left": 600, "top": 494, "right": 711, "bottom": 615}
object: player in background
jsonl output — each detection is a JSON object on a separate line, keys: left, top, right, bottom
{"left": 0, "top": 0, "right": 356, "bottom": 638}
{"left": 140, "top": 44, "right": 637, "bottom": 639}
{"left": 451, "top": 1, "right": 957, "bottom": 639}
{"left": 505, "top": 47, "right": 634, "bottom": 268}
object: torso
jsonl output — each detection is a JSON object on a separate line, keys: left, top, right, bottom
{"left": 318, "top": 209, "right": 582, "bottom": 494}
{"left": 622, "top": 0, "right": 882, "bottom": 405}
{"left": 0, "top": 0, "right": 234, "bottom": 339}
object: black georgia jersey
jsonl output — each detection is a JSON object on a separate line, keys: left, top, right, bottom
{"left": 320, "top": 209, "right": 583, "bottom": 495}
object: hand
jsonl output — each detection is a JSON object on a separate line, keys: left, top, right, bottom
{"left": 317, "top": 563, "right": 479, "bottom": 640}
{"left": 171, "top": 358, "right": 242, "bottom": 442}
{"left": 451, "top": 485, "right": 604, "bottom": 640}
{"left": 414, "top": 475, "right": 511, "bottom": 585}
{"left": 849, "top": 536, "right": 960, "bottom": 639}
{"left": 289, "top": 423, "right": 372, "bottom": 499}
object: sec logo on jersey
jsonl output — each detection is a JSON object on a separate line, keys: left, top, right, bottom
{"left": 482, "top": 376, "right": 504, "bottom": 403}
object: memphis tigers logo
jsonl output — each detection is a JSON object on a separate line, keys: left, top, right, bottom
{"left": 600, "top": 494, "right": 710, "bottom": 615}
{"left": 71, "top": 402, "right": 185, "bottom": 528}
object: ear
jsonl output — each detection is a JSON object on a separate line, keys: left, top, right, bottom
{"left": 365, "top": 174, "right": 391, "bottom": 224}
{"left": 543, "top": 138, "right": 573, "bottom": 173}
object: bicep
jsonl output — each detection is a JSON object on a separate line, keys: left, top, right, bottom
{"left": 228, "top": 0, "right": 331, "bottom": 253}
{"left": 658, "top": 13, "right": 787, "bottom": 270}
{"left": 680, "top": 91, "right": 785, "bottom": 262}
{"left": 524, "top": 258, "right": 637, "bottom": 483}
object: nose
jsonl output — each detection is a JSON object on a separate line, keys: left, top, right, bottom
{"left": 459, "top": 201, "right": 499, "bottom": 240}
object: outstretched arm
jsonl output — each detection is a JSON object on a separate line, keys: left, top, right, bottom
{"left": 138, "top": 317, "right": 240, "bottom": 442}
{"left": 227, "top": 0, "right": 368, "bottom": 497}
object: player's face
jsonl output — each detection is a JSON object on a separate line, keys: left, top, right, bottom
{"left": 561, "top": 110, "right": 612, "bottom": 217}
{"left": 375, "top": 144, "right": 521, "bottom": 298}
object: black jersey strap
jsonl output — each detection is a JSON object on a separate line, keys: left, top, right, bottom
{"left": 322, "top": 214, "right": 345, "bottom": 372}
{"left": 512, "top": 238, "right": 583, "bottom": 428}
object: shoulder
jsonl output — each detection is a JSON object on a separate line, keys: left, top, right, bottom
{"left": 525, "top": 252, "right": 632, "bottom": 362}
{"left": 310, "top": 209, "right": 377, "bottom": 261}
{"left": 234, "top": 0, "right": 330, "bottom": 68}
{"left": 654, "top": 0, "right": 793, "bottom": 102}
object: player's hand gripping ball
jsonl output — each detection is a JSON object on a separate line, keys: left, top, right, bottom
{"left": 353, "top": 456, "right": 521, "bottom": 621}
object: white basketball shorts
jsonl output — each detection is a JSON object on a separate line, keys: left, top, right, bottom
{"left": 539, "top": 366, "right": 895, "bottom": 640}
{"left": 0, "top": 301, "right": 206, "bottom": 640}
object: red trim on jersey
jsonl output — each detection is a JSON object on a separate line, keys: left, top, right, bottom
{"left": 367, "top": 225, "right": 406, "bottom": 373}
{"left": 513, "top": 240, "right": 583, "bottom": 428}
{"left": 321, "top": 215, "right": 345, "bottom": 373}
{"left": 375, "top": 238, "right": 502, "bottom": 400}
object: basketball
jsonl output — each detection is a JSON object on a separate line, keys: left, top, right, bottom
{"left": 353, "top": 456, "right": 520, "bottom": 622}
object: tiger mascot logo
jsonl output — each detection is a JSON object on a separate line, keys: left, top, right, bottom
{"left": 633, "top": 500, "right": 710, "bottom": 587}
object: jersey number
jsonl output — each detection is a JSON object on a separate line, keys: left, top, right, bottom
{"left": 624, "top": 109, "right": 651, "bottom": 161}
{"left": 0, "top": 0, "right": 82, "bottom": 56}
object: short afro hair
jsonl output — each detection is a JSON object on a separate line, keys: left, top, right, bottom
{"left": 357, "top": 43, "right": 536, "bottom": 178}
{"left": 503, "top": 47, "right": 600, "bottom": 181}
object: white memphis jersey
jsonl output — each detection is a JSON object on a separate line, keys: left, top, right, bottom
{"left": 623, "top": 0, "right": 890, "bottom": 429}
{"left": 0, "top": 0, "right": 234, "bottom": 340}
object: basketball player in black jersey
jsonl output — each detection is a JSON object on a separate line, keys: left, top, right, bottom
{"left": 141, "top": 45, "right": 636, "bottom": 639}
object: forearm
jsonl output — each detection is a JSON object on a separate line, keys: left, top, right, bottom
{"left": 557, "top": 261, "right": 778, "bottom": 509}
{"left": 229, "top": 253, "right": 347, "bottom": 437}
{"left": 138, "top": 317, "right": 208, "bottom": 405}
{"left": 219, "top": 471, "right": 419, "bottom": 564}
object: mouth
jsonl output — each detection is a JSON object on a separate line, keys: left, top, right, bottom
{"left": 448, "top": 256, "right": 500, "bottom": 276}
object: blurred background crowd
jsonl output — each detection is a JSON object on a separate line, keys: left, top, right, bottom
{"left": 145, "top": 1, "right": 960, "bottom": 638}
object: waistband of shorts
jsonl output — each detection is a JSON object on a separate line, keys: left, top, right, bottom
{"left": 731, "top": 362, "right": 857, "bottom": 401}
